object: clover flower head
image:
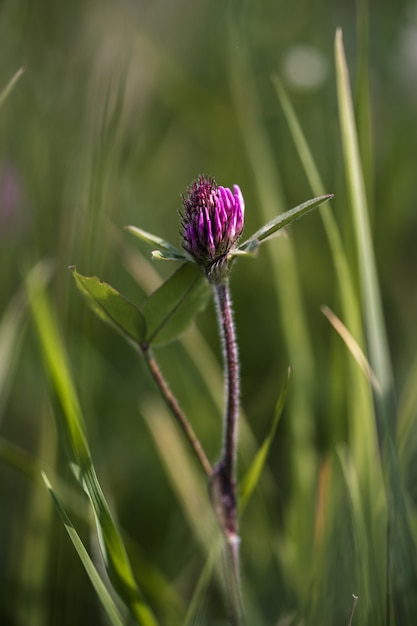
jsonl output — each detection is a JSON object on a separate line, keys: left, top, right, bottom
{"left": 181, "top": 176, "right": 245, "bottom": 274}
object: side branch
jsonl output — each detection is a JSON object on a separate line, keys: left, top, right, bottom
{"left": 141, "top": 345, "right": 212, "bottom": 477}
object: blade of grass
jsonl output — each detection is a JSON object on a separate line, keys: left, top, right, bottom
{"left": 0, "top": 289, "right": 27, "bottom": 419}
{"left": 272, "top": 74, "right": 380, "bottom": 484}
{"left": 141, "top": 399, "right": 236, "bottom": 619}
{"left": 336, "top": 446, "right": 378, "bottom": 622}
{"left": 355, "top": 0, "right": 374, "bottom": 214}
{"left": 141, "top": 399, "right": 217, "bottom": 553}
{"left": 0, "top": 67, "right": 25, "bottom": 107}
{"left": 42, "top": 472, "right": 126, "bottom": 626}
{"left": 14, "top": 408, "right": 56, "bottom": 626}
{"left": 182, "top": 546, "right": 221, "bottom": 626}
{"left": 26, "top": 260, "right": 159, "bottom": 626}
{"left": 321, "top": 305, "right": 380, "bottom": 393}
{"left": 239, "top": 368, "right": 290, "bottom": 515}
{"left": 397, "top": 352, "right": 417, "bottom": 472}
{"left": 335, "top": 29, "right": 394, "bottom": 420}
{"left": 336, "top": 27, "right": 417, "bottom": 622}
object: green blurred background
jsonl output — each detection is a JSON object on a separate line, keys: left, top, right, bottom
{"left": 1, "top": 0, "right": 417, "bottom": 624}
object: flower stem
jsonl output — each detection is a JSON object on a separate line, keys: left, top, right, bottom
{"left": 211, "top": 277, "right": 243, "bottom": 624}
{"left": 212, "top": 278, "right": 240, "bottom": 531}
{"left": 141, "top": 344, "right": 212, "bottom": 477}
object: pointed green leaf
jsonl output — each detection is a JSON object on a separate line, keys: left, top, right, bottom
{"left": 141, "top": 263, "right": 211, "bottom": 346}
{"left": 71, "top": 267, "right": 146, "bottom": 344}
{"left": 125, "top": 225, "right": 188, "bottom": 261}
{"left": 238, "top": 194, "right": 333, "bottom": 253}
{"left": 239, "top": 368, "right": 290, "bottom": 514}
{"left": 42, "top": 473, "right": 125, "bottom": 626}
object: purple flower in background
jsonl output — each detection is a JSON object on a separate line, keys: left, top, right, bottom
{"left": 181, "top": 176, "right": 244, "bottom": 276}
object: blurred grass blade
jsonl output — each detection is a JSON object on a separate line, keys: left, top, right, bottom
{"left": 321, "top": 305, "right": 380, "bottom": 393}
{"left": 0, "top": 289, "right": 27, "bottom": 418}
{"left": 356, "top": 0, "right": 374, "bottom": 212}
{"left": 272, "top": 75, "right": 363, "bottom": 348}
{"left": 239, "top": 368, "right": 290, "bottom": 514}
{"left": 336, "top": 446, "right": 375, "bottom": 620}
{"left": 26, "top": 261, "right": 91, "bottom": 470}
{"left": 14, "top": 410, "right": 56, "bottom": 626}
{"left": 125, "top": 225, "right": 188, "bottom": 261}
{"left": 272, "top": 71, "right": 380, "bottom": 499}
{"left": 336, "top": 28, "right": 417, "bottom": 622}
{"left": 27, "top": 262, "right": 159, "bottom": 626}
{"left": 141, "top": 263, "right": 211, "bottom": 346}
{"left": 81, "top": 465, "right": 159, "bottom": 626}
{"left": 272, "top": 75, "right": 325, "bottom": 197}
{"left": 397, "top": 352, "right": 417, "bottom": 471}
{"left": 238, "top": 195, "right": 333, "bottom": 253}
{"left": 42, "top": 472, "right": 125, "bottom": 626}
{"left": 71, "top": 267, "right": 146, "bottom": 344}
{"left": 0, "top": 67, "right": 25, "bottom": 107}
{"left": 0, "top": 437, "right": 44, "bottom": 484}
{"left": 335, "top": 29, "right": 394, "bottom": 419}
{"left": 183, "top": 546, "right": 221, "bottom": 626}
{"left": 142, "top": 399, "right": 217, "bottom": 552}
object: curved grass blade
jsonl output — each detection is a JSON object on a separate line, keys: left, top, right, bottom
{"left": 237, "top": 195, "right": 333, "bottom": 254}
{"left": 26, "top": 263, "right": 159, "bottom": 626}
{"left": 125, "top": 225, "right": 188, "bottom": 262}
{"left": 71, "top": 267, "right": 146, "bottom": 345}
{"left": 0, "top": 67, "right": 25, "bottom": 108}
{"left": 42, "top": 472, "right": 125, "bottom": 626}
{"left": 0, "top": 289, "right": 27, "bottom": 419}
{"left": 141, "top": 263, "right": 211, "bottom": 346}
{"left": 321, "top": 305, "right": 380, "bottom": 393}
{"left": 239, "top": 368, "right": 290, "bottom": 514}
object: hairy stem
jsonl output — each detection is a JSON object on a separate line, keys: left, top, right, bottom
{"left": 213, "top": 279, "right": 240, "bottom": 525}
{"left": 211, "top": 277, "right": 243, "bottom": 624}
{"left": 141, "top": 345, "right": 212, "bottom": 477}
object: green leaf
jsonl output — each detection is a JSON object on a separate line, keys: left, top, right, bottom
{"left": 141, "top": 263, "right": 211, "bottom": 346}
{"left": 237, "top": 194, "right": 333, "bottom": 253}
{"left": 239, "top": 368, "right": 290, "bottom": 514}
{"left": 42, "top": 472, "right": 126, "bottom": 626}
{"left": 71, "top": 267, "right": 146, "bottom": 345}
{"left": 125, "top": 225, "right": 188, "bottom": 262}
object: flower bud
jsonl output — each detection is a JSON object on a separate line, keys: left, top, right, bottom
{"left": 181, "top": 176, "right": 244, "bottom": 276}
